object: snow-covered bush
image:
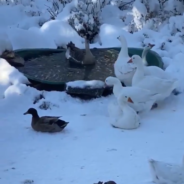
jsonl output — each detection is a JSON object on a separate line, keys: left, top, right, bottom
{"left": 46, "top": 0, "right": 72, "bottom": 19}
{"left": 68, "top": 0, "right": 111, "bottom": 43}
{"left": 131, "top": 0, "right": 184, "bottom": 32}
{"left": 111, "top": 0, "right": 135, "bottom": 10}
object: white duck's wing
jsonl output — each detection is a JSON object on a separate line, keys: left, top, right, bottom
{"left": 135, "top": 76, "right": 176, "bottom": 94}
{"left": 128, "top": 100, "right": 154, "bottom": 113}
{"left": 108, "top": 100, "right": 122, "bottom": 118}
{"left": 123, "top": 87, "right": 159, "bottom": 103}
{"left": 122, "top": 105, "right": 140, "bottom": 129}
{"left": 149, "top": 159, "right": 184, "bottom": 184}
{"left": 114, "top": 56, "right": 136, "bottom": 86}
{"left": 114, "top": 56, "right": 135, "bottom": 74}
{"left": 145, "top": 66, "right": 174, "bottom": 80}
{"left": 113, "top": 105, "right": 140, "bottom": 129}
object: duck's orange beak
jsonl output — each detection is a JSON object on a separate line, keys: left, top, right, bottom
{"left": 127, "top": 58, "right": 132, "bottom": 63}
{"left": 148, "top": 43, "right": 155, "bottom": 48}
{"left": 128, "top": 97, "right": 133, "bottom": 103}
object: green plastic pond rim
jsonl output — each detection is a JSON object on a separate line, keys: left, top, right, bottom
{"left": 14, "top": 48, "right": 66, "bottom": 85}
{"left": 113, "top": 47, "right": 164, "bottom": 69}
{"left": 14, "top": 47, "right": 164, "bottom": 85}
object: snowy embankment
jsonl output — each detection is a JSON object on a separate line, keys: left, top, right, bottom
{"left": 1, "top": 1, "right": 184, "bottom": 184}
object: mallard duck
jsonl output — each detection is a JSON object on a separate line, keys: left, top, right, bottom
{"left": 65, "top": 37, "right": 95, "bottom": 65}
{"left": 23, "top": 108, "right": 69, "bottom": 133}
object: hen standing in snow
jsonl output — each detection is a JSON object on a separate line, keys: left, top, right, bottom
{"left": 24, "top": 108, "right": 69, "bottom": 133}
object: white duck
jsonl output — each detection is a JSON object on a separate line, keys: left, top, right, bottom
{"left": 149, "top": 158, "right": 184, "bottom": 184}
{"left": 114, "top": 36, "right": 153, "bottom": 86}
{"left": 142, "top": 43, "right": 176, "bottom": 80}
{"left": 142, "top": 43, "right": 155, "bottom": 66}
{"left": 108, "top": 99, "right": 123, "bottom": 126}
{"left": 105, "top": 76, "right": 160, "bottom": 113}
{"left": 128, "top": 55, "right": 178, "bottom": 103}
{"left": 109, "top": 95, "right": 140, "bottom": 130}
{"left": 114, "top": 35, "right": 136, "bottom": 86}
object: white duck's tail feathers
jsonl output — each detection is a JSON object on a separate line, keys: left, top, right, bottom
{"left": 164, "top": 79, "right": 176, "bottom": 84}
{"left": 161, "top": 79, "right": 178, "bottom": 90}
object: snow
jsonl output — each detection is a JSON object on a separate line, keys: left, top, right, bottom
{"left": 40, "top": 20, "right": 83, "bottom": 48}
{"left": 1, "top": 1, "right": 184, "bottom": 184}
{"left": 66, "top": 80, "right": 105, "bottom": 89}
{"left": 0, "top": 58, "right": 30, "bottom": 98}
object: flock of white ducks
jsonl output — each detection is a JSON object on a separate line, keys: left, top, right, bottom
{"left": 105, "top": 35, "right": 181, "bottom": 184}
{"left": 105, "top": 35, "right": 178, "bottom": 130}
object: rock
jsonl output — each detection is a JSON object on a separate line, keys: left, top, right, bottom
{"left": 66, "top": 80, "right": 105, "bottom": 99}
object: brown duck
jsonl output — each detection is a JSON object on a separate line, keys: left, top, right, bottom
{"left": 1, "top": 50, "right": 25, "bottom": 67}
{"left": 24, "top": 108, "right": 69, "bottom": 133}
{"left": 65, "top": 38, "right": 95, "bottom": 65}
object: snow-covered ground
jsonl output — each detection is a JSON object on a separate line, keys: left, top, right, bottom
{"left": 1, "top": 1, "right": 184, "bottom": 184}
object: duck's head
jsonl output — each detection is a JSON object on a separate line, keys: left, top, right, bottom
{"left": 127, "top": 55, "right": 142, "bottom": 66}
{"left": 24, "top": 108, "right": 38, "bottom": 116}
{"left": 120, "top": 95, "right": 134, "bottom": 104}
{"left": 105, "top": 76, "right": 119, "bottom": 86}
{"left": 145, "top": 43, "right": 155, "bottom": 50}
{"left": 117, "top": 35, "right": 126, "bottom": 43}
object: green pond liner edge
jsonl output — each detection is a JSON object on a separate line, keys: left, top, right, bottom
{"left": 14, "top": 47, "right": 164, "bottom": 85}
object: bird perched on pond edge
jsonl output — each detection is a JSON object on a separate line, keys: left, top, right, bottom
{"left": 66, "top": 37, "right": 95, "bottom": 65}
{"left": 24, "top": 108, "right": 69, "bottom": 133}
